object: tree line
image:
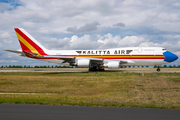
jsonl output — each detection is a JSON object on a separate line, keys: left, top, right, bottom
{"left": 0, "top": 65, "right": 76, "bottom": 68}
{"left": 122, "top": 65, "right": 180, "bottom": 68}
{"left": 153, "top": 65, "right": 180, "bottom": 68}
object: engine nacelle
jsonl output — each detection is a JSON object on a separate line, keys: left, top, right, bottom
{"left": 104, "top": 61, "right": 120, "bottom": 69}
{"left": 77, "top": 59, "right": 90, "bottom": 68}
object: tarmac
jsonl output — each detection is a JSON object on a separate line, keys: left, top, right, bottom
{"left": 1, "top": 104, "right": 180, "bottom": 120}
{"left": 0, "top": 69, "right": 180, "bottom": 73}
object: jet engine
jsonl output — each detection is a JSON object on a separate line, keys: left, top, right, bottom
{"left": 77, "top": 59, "right": 90, "bottom": 68}
{"left": 104, "top": 61, "right": 120, "bottom": 69}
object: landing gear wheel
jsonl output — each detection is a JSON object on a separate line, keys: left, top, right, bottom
{"left": 89, "top": 67, "right": 105, "bottom": 72}
{"left": 98, "top": 68, "right": 105, "bottom": 71}
{"left": 157, "top": 65, "right": 160, "bottom": 72}
{"left": 89, "top": 67, "right": 97, "bottom": 72}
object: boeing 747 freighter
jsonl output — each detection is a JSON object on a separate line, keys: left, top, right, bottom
{"left": 5, "top": 28, "right": 178, "bottom": 71}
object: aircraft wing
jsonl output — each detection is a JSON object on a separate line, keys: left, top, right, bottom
{"left": 40, "top": 55, "right": 130, "bottom": 64}
{"left": 42, "top": 55, "right": 75, "bottom": 63}
{"left": 43, "top": 55, "right": 105, "bottom": 64}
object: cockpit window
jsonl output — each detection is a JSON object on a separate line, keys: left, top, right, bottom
{"left": 162, "top": 49, "right": 167, "bottom": 51}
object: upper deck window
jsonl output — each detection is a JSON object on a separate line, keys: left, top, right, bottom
{"left": 144, "top": 49, "right": 155, "bottom": 51}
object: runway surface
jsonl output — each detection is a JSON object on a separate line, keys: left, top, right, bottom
{"left": 0, "top": 104, "right": 180, "bottom": 120}
{"left": 0, "top": 69, "right": 180, "bottom": 73}
{"left": 0, "top": 70, "right": 84, "bottom": 73}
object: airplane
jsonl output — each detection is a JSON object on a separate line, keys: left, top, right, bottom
{"left": 5, "top": 28, "right": 178, "bottom": 71}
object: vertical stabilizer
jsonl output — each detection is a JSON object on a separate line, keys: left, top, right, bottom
{"left": 14, "top": 28, "right": 47, "bottom": 55}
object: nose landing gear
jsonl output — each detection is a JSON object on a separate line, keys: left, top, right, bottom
{"left": 157, "top": 65, "right": 160, "bottom": 72}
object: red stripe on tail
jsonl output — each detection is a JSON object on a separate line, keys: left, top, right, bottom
{"left": 19, "top": 40, "right": 32, "bottom": 53}
{"left": 15, "top": 28, "right": 47, "bottom": 55}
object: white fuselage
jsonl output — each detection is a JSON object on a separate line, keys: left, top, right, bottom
{"left": 39, "top": 47, "right": 168, "bottom": 66}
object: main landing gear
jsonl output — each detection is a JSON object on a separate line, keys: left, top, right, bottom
{"left": 157, "top": 65, "right": 160, "bottom": 72}
{"left": 89, "top": 67, "right": 105, "bottom": 72}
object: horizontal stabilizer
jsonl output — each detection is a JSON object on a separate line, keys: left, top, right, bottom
{"left": 4, "top": 50, "right": 25, "bottom": 56}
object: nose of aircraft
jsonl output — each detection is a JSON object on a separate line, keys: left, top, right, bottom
{"left": 163, "top": 51, "right": 178, "bottom": 62}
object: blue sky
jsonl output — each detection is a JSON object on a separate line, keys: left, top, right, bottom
{"left": 0, "top": 0, "right": 180, "bottom": 67}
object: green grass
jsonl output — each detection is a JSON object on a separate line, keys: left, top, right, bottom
{"left": 0, "top": 72, "right": 180, "bottom": 109}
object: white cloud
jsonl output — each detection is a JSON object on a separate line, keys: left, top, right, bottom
{"left": 1, "top": 0, "right": 180, "bottom": 65}
{"left": 0, "top": 32, "right": 13, "bottom": 43}
{"left": 0, "top": 32, "right": 11, "bottom": 39}
{"left": 0, "top": 60, "right": 18, "bottom": 63}
{"left": 68, "top": 35, "right": 100, "bottom": 50}
{"left": 22, "top": 21, "right": 35, "bottom": 28}
{"left": 120, "top": 36, "right": 146, "bottom": 47}
{"left": 97, "top": 33, "right": 120, "bottom": 45}
{"left": 45, "top": 34, "right": 156, "bottom": 50}
{"left": 1, "top": 0, "right": 180, "bottom": 33}
{"left": 66, "top": 21, "right": 100, "bottom": 33}
{"left": 112, "top": 22, "right": 125, "bottom": 27}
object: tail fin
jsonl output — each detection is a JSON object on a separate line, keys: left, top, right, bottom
{"left": 14, "top": 28, "right": 47, "bottom": 55}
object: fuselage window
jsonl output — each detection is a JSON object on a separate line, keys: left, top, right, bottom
{"left": 126, "top": 50, "right": 133, "bottom": 54}
{"left": 144, "top": 49, "right": 155, "bottom": 51}
{"left": 162, "top": 49, "right": 167, "bottom": 51}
